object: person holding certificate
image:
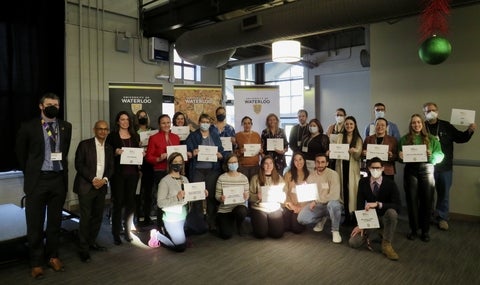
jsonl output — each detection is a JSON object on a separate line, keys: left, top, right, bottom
{"left": 149, "top": 152, "right": 189, "bottom": 252}
{"left": 215, "top": 154, "right": 249, "bottom": 239}
{"left": 261, "top": 113, "right": 289, "bottom": 175}
{"left": 362, "top": 117, "right": 398, "bottom": 180}
{"left": 300, "top": 118, "right": 329, "bottom": 172}
{"left": 106, "top": 111, "right": 141, "bottom": 245}
{"left": 288, "top": 109, "right": 309, "bottom": 154}
{"left": 349, "top": 157, "right": 401, "bottom": 261}
{"left": 249, "top": 155, "right": 286, "bottom": 238}
{"left": 186, "top": 113, "right": 225, "bottom": 233}
{"left": 334, "top": 116, "right": 363, "bottom": 226}
{"left": 235, "top": 116, "right": 262, "bottom": 180}
{"left": 211, "top": 106, "right": 236, "bottom": 160}
{"left": 326, "top": 108, "right": 347, "bottom": 170}
{"left": 172, "top": 111, "right": 190, "bottom": 143}
{"left": 399, "top": 114, "right": 444, "bottom": 242}
{"left": 283, "top": 153, "right": 309, "bottom": 234}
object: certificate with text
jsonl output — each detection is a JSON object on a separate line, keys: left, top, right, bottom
{"left": 296, "top": 183, "right": 319, "bottom": 202}
{"left": 197, "top": 145, "right": 218, "bottom": 162}
{"left": 329, "top": 143, "right": 350, "bottom": 160}
{"left": 266, "top": 138, "right": 284, "bottom": 151}
{"left": 120, "top": 147, "right": 143, "bottom": 165}
{"left": 167, "top": 145, "right": 188, "bottom": 161}
{"left": 261, "top": 184, "right": 285, "bottom": 203}
{"left": 223, "top": 186, "right": 245, "bottom": 205}
{"left": 184, "top": 182, "right": 206, "bottom": 202}
{"left": 171, "top": 126, "right": 190, "bottom": 141}
{"left": 402, "top": 145, "right": 427, "bottom": 163}
{"left": 139, "top": 130, "right": 158, "bottom": 147}
{"left": 450, "top": 108, "right": 475, "bottom": 126}
{"left": 354, "top": 209, "right": 380, "bottom": 229}
{"left": 366, "top": 144, "right": 389, "bottom": 161}
{"left": 244, "top": 144, "right": 261, "bottom": 157}
{"left": 220, "top": 137, "right": 233, "bottom": 151}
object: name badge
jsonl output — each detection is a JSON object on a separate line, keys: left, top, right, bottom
{"left": 297, "top": 141, "right": 301, "bottom": 147}
{"left": 51, "top": 152, "right": 62, "bottom": 161}
{"left": 302, "top": 146, "right": 308, "bottom": 152}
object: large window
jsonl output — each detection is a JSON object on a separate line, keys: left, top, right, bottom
{"left": 173, "top": 49, "right": 201, "bottom": 81}
{"left": 224, "top": 64, "right": 256, "bottom": 126}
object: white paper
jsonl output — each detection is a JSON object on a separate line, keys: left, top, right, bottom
{"left": 244, "top": 144, "right": 261, "bottom": 157}
{"left": 354, "top": 209, "right": 380, "bottom": 229}
{"left": 402, "top": 145, "right": 427, "bottom": 163}
{"left": 223, "top": 186, "right": 245, "bottom": 205}
{"left": 166, "top": 145, "right": 188, "bottom": 161}
{"left": 266, "top": 138, "right": 284, "bottom": 151}
{"left": 329, "top": 143, "right": 350, "bottom": 160}
{"left": 220, "top": 137, "right": 233, "bottom": 151}
{"left": 296, "top": 183, "right": 319, "bottom": 202}
{"left": 120, "top": 147, "right": 143, "bottom": 165}
{"left": 139, "top": 130, "right": 158, "bottom": 147}
{"left": 183, "top": 182, "right": 206, "bottom": 202}
{"left": 369, "top": 124, "right": 376, "bottom": 136}
{"left": 450, "top": 108, "right": 475, "bottom": 126}
{"left": 261, "top": 184, "right": 285, "bottom": 203}
{"left": 171, "top": 126, "right": 190, "bottom": 141}
{"left": 366, "top": 144, "right": 389, "bottom": 161}
{"left": 197, "top": 145, "right": 218, "bottom": 162}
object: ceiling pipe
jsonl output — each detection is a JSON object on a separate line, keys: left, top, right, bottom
{"left": 175, "top": 0, "right": 480, "bottom": 68}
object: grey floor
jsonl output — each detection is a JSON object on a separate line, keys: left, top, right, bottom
{"left": 1, "top": 213, "right": 479, "bottom": 285}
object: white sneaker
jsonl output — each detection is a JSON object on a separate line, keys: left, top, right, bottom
{"left": 332, "top": 231, "right": 342, "bottom": 243}
{"left": 313, "top": 216, "right": 328, "bottom": 232}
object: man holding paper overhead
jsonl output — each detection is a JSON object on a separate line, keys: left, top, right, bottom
{"left": 297, "top": 153, "right": 343, "bottom": 243}
{"left": 349, "top": 157, "right": 401, "bottom": 261}
{"left": 423, "top": 102, "right": 476, "bottom": 231}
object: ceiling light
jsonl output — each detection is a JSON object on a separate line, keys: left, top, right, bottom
{"left": 272, "top": 40, "right": 301, "bottom": 63}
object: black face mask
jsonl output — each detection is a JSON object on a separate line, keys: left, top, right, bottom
{"left": 171, "top": 164, "right": 183, "bottom": 172}
{"left": 44, "top": 106, "right": 59, "bottom": 119}
{"left": 216, "top": 114, "right": 226, "bottom": 122}
{"left": 138, "top": 117, "right": 148, "bottom": 125}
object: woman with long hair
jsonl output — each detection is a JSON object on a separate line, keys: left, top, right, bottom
{"left": 301, "top": 118, "right": 329, "bottom": 172}
{"left": 283, "top": 152, "right": 308, "bottom": 234}
{"left": 261, "top": 113, "right": 288, "bottom": 175}
{"left": 235, "top": 116, "right": 262, "bottom": 180}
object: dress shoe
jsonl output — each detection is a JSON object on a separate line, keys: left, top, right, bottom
{"left": 89, "top": 243, "right": 107, "bottom": 251}
{"left": 79, "top": 252, "right": 91, "bottom": 263}
{"left": 421, "top": 233, "right": 430, "bottom": 242}
{"left": 31, "top": 266, "right": 44, "bottom": 279}
{"left": 48, "top": 257, "right": 65, "bottom": 272}
{"left": 113, "top": 235, "right": 122, "bottom": 245}
{"left": 407, "top": 232, "right": 417, "bottom": 240}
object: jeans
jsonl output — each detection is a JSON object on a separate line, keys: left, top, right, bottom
{"left": 349, "top": 208, "right": 398, "bottom": 248}
{"left": 434, "top": 170, "right": 452, "bottom": 221}
{"left": 297, "top": 200, "right": 343, "bottom": 231}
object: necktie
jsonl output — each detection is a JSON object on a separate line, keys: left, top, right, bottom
{"left": 48, "top": 122, "right": 61, "bottom": 172}
{"left": 373, "top": 182, "right": 379, "bottom": 197}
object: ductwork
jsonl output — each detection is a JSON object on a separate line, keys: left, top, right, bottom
{"left": 175, "top": 0, "right": 480, "bottom": 68}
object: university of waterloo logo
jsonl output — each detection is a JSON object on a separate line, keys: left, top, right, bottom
{"left": 253, "top": 104, "right": 262, "bottom": 114}
{"left": 131, "top": 104, "right": 142, "bottom": 114}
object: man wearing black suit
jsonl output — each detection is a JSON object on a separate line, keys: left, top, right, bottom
{"left": 16, "top": 93, "right": 72, "bottom": 279}
{"left": 73, "top": 120, "right": 114, "bottom": 263}
{"left": 348, "top": 157, "right": 401, "bottom": 261}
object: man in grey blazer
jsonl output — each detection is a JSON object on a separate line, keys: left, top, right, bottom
{"left": 16, "top": 93, "right": 72, "bottom": 279}
{"left": 73, "top": 120, "right": 114, "bottom": 263}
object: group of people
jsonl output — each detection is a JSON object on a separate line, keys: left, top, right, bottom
{"left": 15, "top": 93, "right": 476, "bottom": 279}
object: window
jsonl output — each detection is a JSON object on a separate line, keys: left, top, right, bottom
{"left": 173, "top": 49, "right": 201, "bottom": 81}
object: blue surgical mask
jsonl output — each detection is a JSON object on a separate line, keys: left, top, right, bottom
{"left": 200, "top": 123, "right": 210, "bottom": 131}
{"left": 228, "top": 162, "right": 239, "bottom": 172}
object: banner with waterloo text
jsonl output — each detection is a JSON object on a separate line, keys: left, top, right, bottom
{"left": 174, "top": 85, "right": 223, "bottom": 131}
{"left": 108, "top": 83, "right": 163, "bottom": 130}
{"left": 234, "top": 85, "right": 279, "bottom": 134}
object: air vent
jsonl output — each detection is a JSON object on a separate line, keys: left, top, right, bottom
{"left": 241, "top": 15, "right": 262, "bottom": 31}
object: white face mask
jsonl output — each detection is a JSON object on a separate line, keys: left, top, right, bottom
{"left": 370, "top": 169, "right": 383, "bottom": 179}
{"left": 375, "top": 111, "right": 385, "bottom": 119}
{"left": 335, "top": 116, "right": 344, "bottom": 124}
{"left": 309, "top": 126, "right": 318, "bottom": 134}
{"left": 425, "top": 111, "right": 438, "bottom": 121}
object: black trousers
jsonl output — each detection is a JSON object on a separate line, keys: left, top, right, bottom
{"left": 111, "top": 173, "right": 139, "bottom": 236}
{"left": 78, "top": 188, "right": 106, "bottom": 253}
{"left": 25, "top": 172, "right": 66, "bottom": 267}
{"left": 140, "top": 160, "right": 155, "bottom": 220}
{"left": 216, "top": 205, "right": 248, "bottom": 239}
{"left": 250, "top": 207, "right": 285, "bottom": 239}
{"left": 283, "top": 207, "right": 306, "bottom": 234}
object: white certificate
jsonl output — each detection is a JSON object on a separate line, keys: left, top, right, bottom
{"left": 261, "top": 184, "right": 285, "bottom": 203}
{"left": 166, "top": 145, "right": 188, "bottom": 161}
{"left": 220, "top": 137, "right": 233, "bottom": 151}
{"left": 244, "top": 144, "right": 261, "bottom": 157}
{"left": 223, "top": 186, "right": 245, "bottom": 205}
{"left": 266, "top": 138, "right": 284, "bottom": 151}
{"left": 183, "top": 182, "right": 206, "bottom": 202}
{"left": 139, "top": 130, "right": 158, "bottom": 147}
{"left": 329, "top": 143, "right": 350, "bottom": 160}
{"left": 296, "top": 183, "right": 319, "bottom": 202}
{"left": 366, "top": 144, "right": 389, "bottom": 161}
{"left": 120, "top": 147, "right": 143, "bottom": 165}
{"left": 402, "top": 145, "right": 427, "bottom": 163}
{"left": 354, "top": 209, "right": 380, "bottom": 229}
{"left": 197, "top": 145, "right": 218, "bottom": 162}
{"left": 171, "top": 126, "right": 190, "bottom": 141}
{"left": 450, "top": 108, "right": 475, "bottom": 126}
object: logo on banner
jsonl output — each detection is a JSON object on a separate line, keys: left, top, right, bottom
{"left": 253, "top": 104, "right": 262, "bottom": 114}
{"left": 131, "top": 104, "right": 142, "bottom": 114}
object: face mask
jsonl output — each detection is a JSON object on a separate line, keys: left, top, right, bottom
{"left": 138, "top": 117, "right": 148, "bottom": 125}
{"left": 370, "top": 169, "right": 382, "bottom": 179}
{"left": 309, "top": 126, "right": 318, "bottom": 134}
{"left": 335, "top": 116, "right": 344, "bottom": 124}
{"left": 228, "top": 162, "right": 239, "bottom": 172}
{"left": 171, "top": 164, "right": 183, "bottom": 172}
{"left": 216, "top": 114, "right": 226, "bottom": 122}
{"left": 425, "top": 111, "right": 438, "bottom": 121}
{"left": 200, "top": 123, "right": 210, "bottom": 131}
{"left": 375, "top": 111, "right": 385, "bottom": 119}
{"left": 43, "top": 105, "right": 59, "bottom": 119}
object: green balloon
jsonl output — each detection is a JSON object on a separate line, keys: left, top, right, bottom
{"left": 418, "top": 36, "right": 452, "bottom": 65}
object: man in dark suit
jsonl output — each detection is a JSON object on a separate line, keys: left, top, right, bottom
{"left": 16, "top": 93, "right": 72, "bottom": 279}
{"left": 73, "top": 120, "right": 114, "bottom": 263}
{"left": 348, "top": 157, "right": 401, "bottom": 261}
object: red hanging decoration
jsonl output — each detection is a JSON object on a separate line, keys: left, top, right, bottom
{"left": 419, "top": 0, "right": 451, "bottom": 42}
